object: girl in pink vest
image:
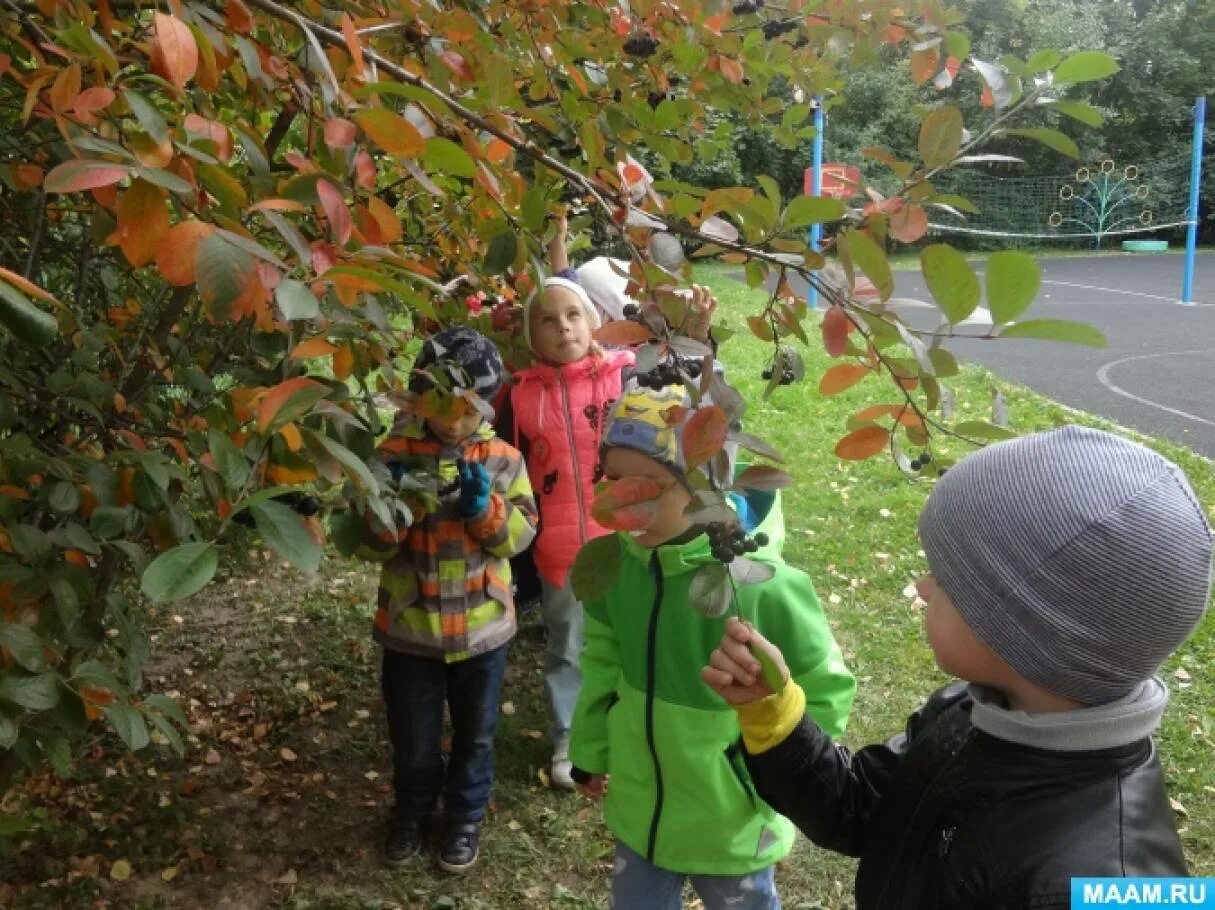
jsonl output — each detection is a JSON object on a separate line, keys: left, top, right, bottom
{"left": 510, "top": 217, "right": 717, "bottom": 788}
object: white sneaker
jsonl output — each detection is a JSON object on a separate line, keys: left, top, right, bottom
{"left": 550, "top": 739, "right": 576, "bottom": 791}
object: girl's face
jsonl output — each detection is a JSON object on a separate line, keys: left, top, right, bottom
{"left": 530, "top": 287, "right": 592, "bottom": 365}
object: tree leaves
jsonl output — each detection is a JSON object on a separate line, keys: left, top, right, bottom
{"left": 151, "top": 13, "right": 199, "bottom": 91}
{"left": 688, "top": 563, "right": 732, "bottom": 619}
{"left": 0, "top": 277, "right": 59, "bottom": 346}
{"left": 731, "top": 465, "right": 792, "bottom": 491}
{"left": 354, "top": 109, "right": 425, "bottom": 158}
{"left": 985, "top": 251, "right": 1040, "bottom": 325}
{"left": 195, "top": 232, "right": 257, "bottom": 320}
{"left": 1051, "top": 50, "right": 1119, "bottom": 86}
{"left": 819, "top": 363, "right": 871, "bottom": 396}
{"left": 594, "top": 321, "right": 654, "bottom": 346}
{"left": 999, "top": 319, "right": 1107, "bottom": 347}
{"left": 570, "top": 534, "right": 622, "bottom": 603}
{"left": 782, "top": 196, "right": 845, "bottom": 229}
{"left": 140, "top": 542, "right": 218, "bottom": 603}
{"left": 0, "top": 672, "right": 60, "bottom": 711}
{"left": 921, "top": 244, "right": 980, "bottom": 324}
{"left": 918, "top": 105, "right": 963, "bottom": 169}
{"left": 1002, "top": 127, "right": 1079, "bottom": 159}
{"left": 683, "top": 405, "right": 728, "bottom": 470}
{"left": 43, "top": 159, "right": 130, "bottom": 193}
{"left": 116, "top": 179, "right": 170, "bottom": 267}
{"left": 249, "top": 500, "right": 322, "bottom": 573}
{"left": 591, "top": 477, "right": 663, "bottom": 531}
{"left": 834, "top": 425, "right": 890, "bottom": 461}
{"left": 256, "top": 378, "right": 329, "bottom": 434}
{"left": 843, "top": 229, "right": 893, "bottom": 301}
{"left": 821, "top": 306, "right": 853, "bottom": 358}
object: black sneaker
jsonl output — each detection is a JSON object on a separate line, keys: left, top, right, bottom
{"left": 384, "top": 815, "right": 429, "bottom": 867}
{"left": 437, "top": 821, "right": 480, "bottom": 873}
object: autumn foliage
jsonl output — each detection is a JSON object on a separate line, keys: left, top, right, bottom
{"left": 0, "top": 0, "right": 1113, "bottom": 784}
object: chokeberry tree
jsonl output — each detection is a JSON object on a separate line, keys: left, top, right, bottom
{"left": 0, "top": 0, "right": 1114, "bottom": 791}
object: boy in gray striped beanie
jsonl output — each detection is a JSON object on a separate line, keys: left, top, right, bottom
{"left": 704, "top": 426, "right": 1214, "bottom": 904}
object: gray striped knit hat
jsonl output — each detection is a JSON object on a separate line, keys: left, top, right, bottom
{"left": 918, "top": 426, "right": 1213, "bottom": 705}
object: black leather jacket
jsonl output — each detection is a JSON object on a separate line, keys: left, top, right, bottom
{"left": 745, "top": 682, "right": 1187, "bottom": 909}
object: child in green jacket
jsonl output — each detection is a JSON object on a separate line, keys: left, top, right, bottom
{"left": 569, "top": 384, "right": 855, "bottom": 910}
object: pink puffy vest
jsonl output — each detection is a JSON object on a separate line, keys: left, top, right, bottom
{"left": 510, "top": 350, "right": 634, "bottom": 588}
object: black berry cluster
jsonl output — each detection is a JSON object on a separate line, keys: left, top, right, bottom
{"left": 761, "top": 365, "right": 796, "bottom": 385}
{"left": 622, "top": 304, "right": 703, "bottom": 390}
{"left": 909, "top": 452, "right": 932, "bottom": 472}
{"left": 623, "top": 34, "right": 659, "bottom": 57}
{"left": 761, "top": 18, "right": 800, "bottom": 40}
{"left": 732, "top": 0, "right": 763, "bottom": 12}
{"left": 706, "top": 522, "right": 769, "bottom": 564}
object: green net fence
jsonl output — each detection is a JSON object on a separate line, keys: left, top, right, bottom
{"left": 928, "top": 150, "right": 1197, "bottom": 249}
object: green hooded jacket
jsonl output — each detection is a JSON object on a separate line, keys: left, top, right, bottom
{"left": 569, "top": 489, "right": 856, "bottom": 875}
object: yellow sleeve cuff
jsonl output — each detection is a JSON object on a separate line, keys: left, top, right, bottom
{"left": 736, "top": 680, "right": 806, "bottom": 755}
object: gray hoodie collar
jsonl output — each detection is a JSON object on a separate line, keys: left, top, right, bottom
{"left": 968, "top": 677, "right": 1168, "bottom": 752}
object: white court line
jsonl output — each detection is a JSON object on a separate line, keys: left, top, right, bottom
{"left": 1040, "top": 278, "right": 1215, "bottom": 306}
{"left": 1095, "top": 350, "right": 1215, "bottom": 428}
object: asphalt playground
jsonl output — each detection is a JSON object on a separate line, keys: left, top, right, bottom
{"left": 789, "top": 251, "right": 1215, "bottom": 460}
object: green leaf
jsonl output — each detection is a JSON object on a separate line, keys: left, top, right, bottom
{"left": 569, "top": 535, "right": 621, "bottom": 604}
{"left": 303, "top": 430, "right": 378, "bottom": 496}
{"left": 1046, "top": 100, "right": 1103, "bottom": 127}
{"left": 944, "top": 31, "right": 971, "bottom": 61}
{"left": 328, "top": 509, "right": 366, "bottom": 557}
{"left": 0, "top": 623, "right": 45, "bottom": 672}
{"left": 688, "top": 563, "right": 732, "bottom": 619}
{"left": 1051, "top": 50, "right": 1119, "bottom": 86}
{"left": 104, "top": 701, "right": 150, "bottom": 751}
{"left": 1026, "top": 50, "right": 1062, "bottom": 73}
{"left": 0, "top": 280, "right": 59, "bottom": 346}
{"left": 918, "top": 105, "right": 963, "bottom": 169}
{"left": 133, "top": 166, "right": 192, "bottom": 195}
{"left": 71, "top": 659, "right": 122, "bottom": 690}
{"left": 921, "top": 244, "right": 980, "bottom": 324}
{"left": 47, "top": 481, "right": 80, "bottom": 514}
{"left": 0, "top": 672, "right": 60, "bottom": 711}
{"left": 89, "top": 506, "right": 131, "bottom": 540}
{"left": 196, "top": 233, "right": 257, "bottom": 320}
{"left": 143, "top": 692, "right": 188, "bottom": 728}
{"left": 1003, "top": 127, "right": 1079, "bottom": 159}
{"left": 140, "top": 542, "right": 218, "bottom": 603}
{"left": 423, "top": 137, "right": 476, "bottom": 178}
{"left": 146, "top": 710, "right": 184, "bottom": 756}
{"left": 985, "top": 251, "right": 1041, "bottom": 324}
{"left": 274, "top": 278, "right": 320, "bottom": 321}
{"left": 8, "top": 524, "right": 50, "bottom": 562}
{"left": 0, "top": 713, "right": 17, "bottom": 750}
{"left": 122, "top": 88, "right": 169, "bottom": 142}
{"left": 952, "top": 420, "right": 1018, "bottom": 441}
{"left": 207, "top": 429, "right": 250, "bottom": 492}
{"left": 845, "top": 229, "right": 893, "bottom": 301}
{"left": 250, "top": 500, "right": 322, "bottom": 573}
{"left": 484, "top": 231, "right": 518, "bottom": 275}
{"left": 999, "top": 319, "right": 1107, "bottom": 347}
{"left": 781, "top": 195, "right": 844, "bottom": 230}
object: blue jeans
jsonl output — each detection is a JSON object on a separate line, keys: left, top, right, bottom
{"left": 381, "top": 645, "right": 508, "bottom": 824}
{"left": 610, "top": 842, "right": 781, "bottom": 910}
{"left": 540, "top": 579, "right": 583, "bottom": 743}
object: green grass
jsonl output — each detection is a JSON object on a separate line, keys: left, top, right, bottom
{"left": 2, "top": 264, "right": 1212, "bottom": 909}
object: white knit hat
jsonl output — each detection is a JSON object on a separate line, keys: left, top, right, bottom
{"left": 524, "top": 277, "right": 601, "bottom": 353}
{"left": 574, "top": 256, "right": 633, "bottom": 323}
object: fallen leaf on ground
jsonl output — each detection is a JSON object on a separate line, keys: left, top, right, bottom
{"left": 110, "top": 859, "right": 132, "bottom": 881}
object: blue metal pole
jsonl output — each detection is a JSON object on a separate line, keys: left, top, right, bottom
{"left": 808, "top": 97, "right": 825, "bottom": 309}
{"left": 1181, "top": 96, "right": 1205, "bottom": 304}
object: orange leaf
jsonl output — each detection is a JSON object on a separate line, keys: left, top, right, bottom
{"left": 909, "top": 47, "right": 939, "bottom": 85}
{"left": 44, "top": 159, "right": 129, "bottom": 193}
{"left": 278, "top": 421, "right": 303, "bottom": 452}
{"left": 256, "top": 377, "right": 328, "bottom": 433}
{"left": 366, "top": 196, "right": 402, "bottom": 243}
{"left": 682, "top": 405, "right": 728, "bottom": 470}
{"left": 818, "top": 363, "right": 871, "bottom": 396}
{"left": 821, "top": 306, "right": 853, "bottom": 358}
{"left": 266, "top": 463, "right": 318, "bottom": 485}
{"left": 354, "top": 149, "right": 377, "bottom": 189}
{"left": 151, "top": 13, "right": 199, "bottom": 91}
{"left": 217, "top": 498, "right": 232, "bottom": 519}
{"left": 834, "top": 425, "right": 890, "bottom": 461}
{"left": 225, "top": 0, "right": 253, "bottom": 34}
{"left": 980, "top": 85, "right": 994, "bottom": 108}
{"left": 591, "top": 477, "right": 664, "bottom": 530}
{"left": 889, "top": 202, "right": 928, "bottom": 243}
{"left": 486, "top": 137, "right": 512, "bottom": 164}
{"left": 184, "top": 114, "right": 232, "bottom": 161}
{"left": 354, "top": 109, "right": 425, "bottom": 158}
{"left": 594, "top": 321, "right": 654, "bottom": 346}
{"left": 324, "top": 117, "right": 357, "bottom": 150}
{"left": 49, "top": 62, "right": 81, "bottom": 114}
{"left": 80, "top": 685, "right": 115, "bottom": 707}
{"left": 291, "top": 337, "right": 338, "bottom": 359}
{"left": 704, "top": 11, "right": 730, "bottom": 36}
{"left": 116, "top": 179, "right": 169, "bottom": 267}
{"left": 747, "top": 314, "right": 774, "bottom": 342}
{"left": 317, "top": 179, "right": 352, "bottom": 245}
{"left": 156, "top": 220, "right": 215, "bottom": 286}
{"left": 249, "top": 197, "right": 307, "bottom": 213}
{"left": 731, "top": 465, "right": 792, "bottom": 491}
{"left": 718, "top": 56, "right": 744, "bottom": 85}
{"left": 15, "top": 163, "right": 44, "bottom": 190}
{"left": 72, "top": 86, "right": 115, "bottom": 124}
{"left": 0, "top": 267, "right": 60, "bottom": 304}
{"left": 333, "top": 345, "right": 354, "bottom": 381}
{"left": 341, "top": 13, "right": 366, "bottom": 76}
